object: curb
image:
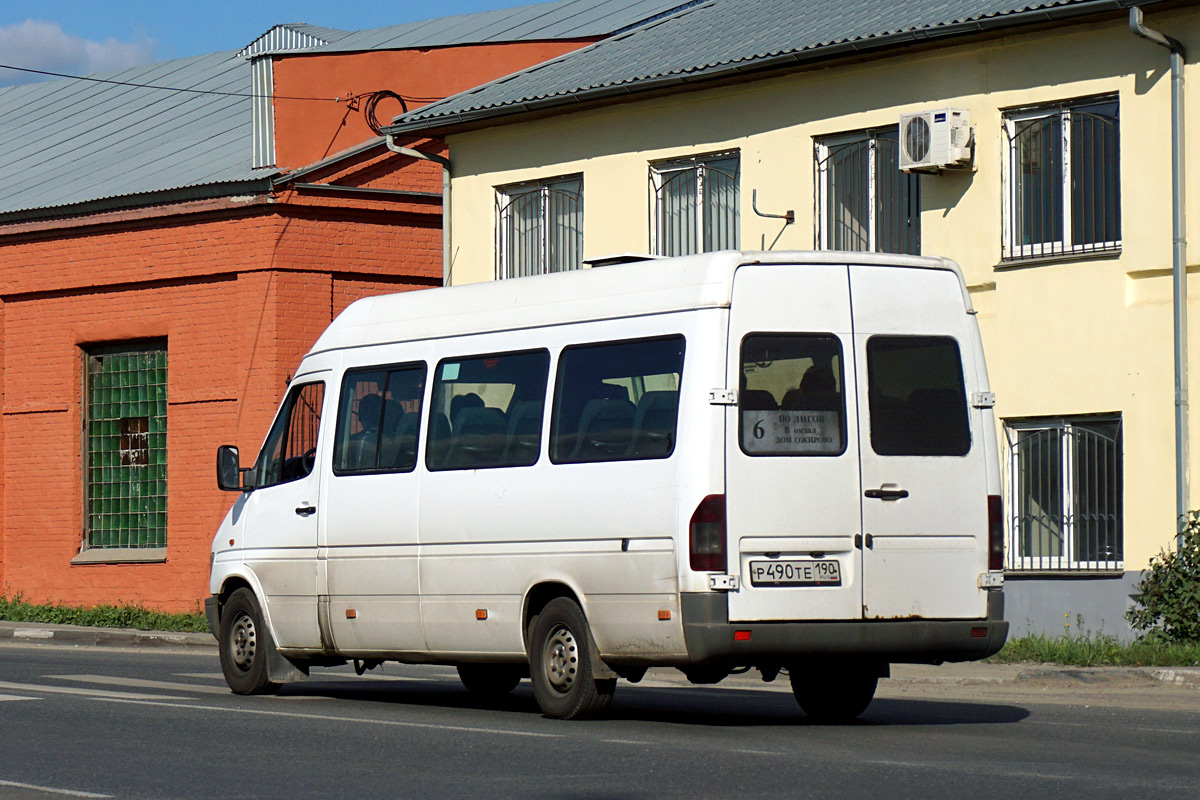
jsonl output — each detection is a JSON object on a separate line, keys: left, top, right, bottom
{"left": 0, "top": 621, "right": 216, "bottom": 650}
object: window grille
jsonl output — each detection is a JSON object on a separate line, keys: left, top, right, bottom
{"left": 1003, "top": 97, "right": 1120, "bottom": 261}
{"left": 1005, "top": 416, "right": 1123, "bottom": 572}
{"left": 816, "top": 130, "right": 920, "bottom": 255}
{"left": 496, "top": 176, "right": 583, "bottom": 278}
{"left": 85, "top": 343, "right": 167, "bottom": 549}
{"left": 650, "top": 153, "right": 739, "bottom": 256}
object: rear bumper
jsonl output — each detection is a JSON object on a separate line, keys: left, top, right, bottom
{"left": 680, "top": 590, "right": 1008, "bottom": 665}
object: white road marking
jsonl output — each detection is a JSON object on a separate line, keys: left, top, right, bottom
{"left": 0, "top": 681, "right": 186, "bottom": 701}
{"left": 0, "top": 779, "right": 111, "bottom": 798}
{"left": 47, "top": 675, "right": 230, "bottom": 695}
{"left": 91, "top": 696, "right": 559, "bottom": 738}
{"left": 0, "top": 694, "right": 40, "bottom": 702}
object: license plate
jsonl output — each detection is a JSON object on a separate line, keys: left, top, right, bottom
{"left": 748, "top": 559, "right": 841, "bottom": 587}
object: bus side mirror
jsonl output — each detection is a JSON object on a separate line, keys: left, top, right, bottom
{"left": 217, "top": 445, "right": 252, "bottom": 492}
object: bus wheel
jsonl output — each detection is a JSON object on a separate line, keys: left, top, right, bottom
{"left": 529, "top": 598, "right": 615, "bottom": 719}
{"left": 219, "top": 588, "right": 282, "bottom": 696}
{"left": 789, "top": 663, "right": 877, "bottom": 722}
{"left": 457, "top": 664, "right": 523, "bottom": 697}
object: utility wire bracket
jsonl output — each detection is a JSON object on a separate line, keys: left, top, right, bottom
{"left": 752, "top": 189, "right": 794, "bottom": 224}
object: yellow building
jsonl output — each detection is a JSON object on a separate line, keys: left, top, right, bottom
{"left": 386, "top": 0, "right": 1200, "bottom": 638}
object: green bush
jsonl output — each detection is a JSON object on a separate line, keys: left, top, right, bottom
{"left": 988, "top": 633, "right": 1200, "bottom": 666}
{"left": 1126, "top": 512, "right": 1200, "bottom": 643}
{"left": 0, "top": 593, "right": 208, "bottom": 633}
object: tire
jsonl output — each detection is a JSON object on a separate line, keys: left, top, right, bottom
{"left": 218, "top": 588, "right": 282, "bottom": 695}
{"left": 457, "top": 664, "right": 523, "bottom": 697}
{"left": 528, "top": 598, "right": 616, "bottom": 719}
{"left": 789, "top": 663, "right": 877, "bottom": 723}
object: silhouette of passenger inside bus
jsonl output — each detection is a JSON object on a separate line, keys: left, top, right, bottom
{"left": 781, "top": 363, "right": 838, "bottom": 411}
{"left": 346, "top": 392, "right": 383, "bottom": 468}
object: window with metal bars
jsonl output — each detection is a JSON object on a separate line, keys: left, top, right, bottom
{"left": 496, "top": 175, "right": 583, "bottom": 279}
{"left": 84, "top": 343, "right": 167, "bottom": 550}
{"left": 816, "top": 129, "right": 920, "bottom": 255}
{"left": 1003, "top": 97, "right": 1120, "bottom": 261}
{"left": 649, "top": 153, "right": 739, "bottom": 257}
{"left": 1005, "top": 416, "right": 1123, "bottom": 572}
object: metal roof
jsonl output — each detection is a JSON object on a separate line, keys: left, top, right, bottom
{"left": 0, "top": 49, "right": 274, "bottom": 222}
{"left": 386, "top": 0, "right": 1168, "bottom": 134}
{"left": 310, "top": 0, "right": 701, "bottom": 53}
{"left": 0, "top": 0, "right": 691, "bottom": 223}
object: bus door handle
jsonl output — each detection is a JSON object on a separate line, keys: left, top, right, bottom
{"left": 295, "top": 504, "right": 317, "bottom": 517}
{"left": 864, "top": 487, "right": 909, "bottom": 501}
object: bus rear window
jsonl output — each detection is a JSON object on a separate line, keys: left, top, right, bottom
{"left": 739, "top": 334, "right": 846, "bottom": 456}
{"left": 866, "top": 335, "right": 970, "bottom": 456}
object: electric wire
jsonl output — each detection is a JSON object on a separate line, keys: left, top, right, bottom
{"left": 0, "top": 63, "right": 443, "bottom": 105}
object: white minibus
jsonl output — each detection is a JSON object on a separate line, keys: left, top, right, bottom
{"left": 207, "top": 250, "right": 1007, "bottom": 720}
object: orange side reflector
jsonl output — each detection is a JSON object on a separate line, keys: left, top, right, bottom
{"left": 228, "top": 539, "right": 235, "bottom": 546}
{"left": 733, "top": 630, "right": 751, "bottom": 641}
{"left": 345, "top": 609, "right": 357, "bottom": 620}
{"left": 658, "top": 610, "right": 671, "bottom": 620}
{"left": 476, "top": 609, "right": 488, "bottom": 620}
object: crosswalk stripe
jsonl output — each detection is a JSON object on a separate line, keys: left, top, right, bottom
{"left": 0, "top": 680, "right": 186, "bottom": 701}
{"left": 47, "top": 675, "right": 230, "bottom": 695}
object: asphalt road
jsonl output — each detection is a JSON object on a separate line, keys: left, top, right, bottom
{"left": 0, "top": 643, "right": 1197, "bottom": 800}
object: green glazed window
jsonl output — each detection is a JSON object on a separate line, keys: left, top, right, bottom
{"left": 85, "top": 343, "right": 167, "bottom": 549}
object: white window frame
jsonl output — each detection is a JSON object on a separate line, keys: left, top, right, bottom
{"left": 496, "top": 175, "right": 583, "bottom": 279}
{"left": 1005, "top": 416, "right": 1123, "bottom": 572}
{"left": 816, "top": 129, "right": 919, "bottom": 255}
{"left": 1001, "top": 97, "right": 1121, "bottom": 261}
{"left": 648, "top": 152, "right": 739, "bottom": 256}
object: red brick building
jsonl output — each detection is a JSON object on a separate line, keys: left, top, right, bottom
{"left": 0, "top": 3, "right": 686, "bottom": 612}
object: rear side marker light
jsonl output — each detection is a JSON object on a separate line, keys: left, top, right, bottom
{"left": 734, "top": 630, "right": 752, "bottom": 641}
{"left": 476, "top": 609, "right": 488, "bottom": 620}
{"left": 970, "top": 627, "right": 988, "bottom": 638}
{"left": 658, "top": 610, "right": 672, "bottom": 620}
{"left": 690, "top": 494, "right": 727, "bottom": 572}
{"left": 987, "top": 495, "right": 1004, "bottom": 571}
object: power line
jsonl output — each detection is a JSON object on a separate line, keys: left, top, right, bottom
{"left": 0, "top": 63, "right": 443, "bottom": 104}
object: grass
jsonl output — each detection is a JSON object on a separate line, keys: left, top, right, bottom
{"left": 988, "top": 633, "right": 1200, "bottom": 667}
{"left": 0, "top": 594, "right": 208, "bottom": 633}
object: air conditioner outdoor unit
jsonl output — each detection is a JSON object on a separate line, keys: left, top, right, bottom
{"left": 899, "top": 108, "right": 973, "bottom": 172}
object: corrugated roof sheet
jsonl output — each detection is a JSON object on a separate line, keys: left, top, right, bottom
{"left": 312, "top": 0, "right": 699, "bottom": 53}
{"left": 0, "top": 0, "right": 691, "bottom": 222}
{"left": 388, "top": 0, "right": 1160, "bottom": 132}
{"left": 0, "top": 49, "right": 273, "bottom": 221}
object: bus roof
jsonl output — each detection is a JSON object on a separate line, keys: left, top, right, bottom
{"left": 307, "top": 250, "right": 965, "bottom": 356}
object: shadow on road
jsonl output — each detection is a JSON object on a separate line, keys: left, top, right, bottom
{"left": 279, "top": 677, "right": 1029, "bottom": 727}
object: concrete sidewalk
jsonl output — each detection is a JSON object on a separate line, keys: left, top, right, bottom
{"left": 3, "top": 619, "right": 1198, "bottom": 690}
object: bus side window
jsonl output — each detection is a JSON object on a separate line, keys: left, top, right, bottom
{"left": 426, "top": 350, "right": 549, "bottom": 471}
{"left": 333, "top": 363, "right": 426, "bottom": 474}
{"left": 550, "top": 336, "right": 684, "bottom": 464}
{"left": 255, "top": 381, "right": 325, "bottom": 488}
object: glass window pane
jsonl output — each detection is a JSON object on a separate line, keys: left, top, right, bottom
{"left": 1071, "top": 101, "right": 1120, "bottom": 247}
{"left": 825, "top": 140, "right": 870, "bottom": 251}
{"left": 1013, "top": 114, "right": 1063, "bottom": 248}
{"left": 874, "top": 133, "right": 921, "bottom": 256}
{"left": 427, "top": 351, "right": 549, "bottom": 471}
{"left": 334, "top": 365, "right": 426, "bottom": 474}
{"left": 1015, "top": 427, "right": 1065, "bottom": 559}
{"left": 703, "top": 156, "right": 739, "bottom": 252}
{"left": 551, "top": 336, "right": 685, "bottom": 464}
{"left": 1071, "top": 420, "right": 1123, "bottom": 563}
{"left": 739, "top": 334, "right": 846, "bottom": 456}
{"left": 255, "top": 382, "right": 324, "bottom": 488}
{"left": 86, "top": 343, "right": 167, "bottom": 549}
{"left": 866, "top": 336, "right": 970, "bottom": 456}
{"left": 546, "top": 178, "right": 583, "bottom": 273}
{"left": 655, "top": 168, "right": 697, "bottom": 257}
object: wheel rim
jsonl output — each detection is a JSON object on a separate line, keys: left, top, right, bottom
{"left": 542, "top": 623, "right": 578, "bottom": 694}
{"left": 229, "top": 611, "right": 257, "bottom": 672}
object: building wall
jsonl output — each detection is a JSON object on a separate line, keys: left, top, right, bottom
{"left": 271, "top": 42, "right": 595, "bottom": 169}
{"left": 0, "top": 180, "right": 440, "bottom": 611}
{"left": 438, "top": 9, "right": 1200, "bottom": 635}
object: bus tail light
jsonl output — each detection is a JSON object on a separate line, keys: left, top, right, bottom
{"left": 690, "top": 494, "right": 727, "bottom": 572}
{"left": 988, "top": 494, "right": 1004, "bottom": 571}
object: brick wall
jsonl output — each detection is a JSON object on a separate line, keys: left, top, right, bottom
{"left": 0, "top": 167, "right": 441, "bottom": 611}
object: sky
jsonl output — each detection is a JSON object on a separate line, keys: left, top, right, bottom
{"left": 0, "top": 0, "right": 533, "bottom": 86}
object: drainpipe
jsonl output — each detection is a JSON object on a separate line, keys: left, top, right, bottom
{"left": 386, "top": 136, "right": 453, "bottom": 286}
{"left": 1130, "top": 8, "right": 1188, "bottom": 541}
